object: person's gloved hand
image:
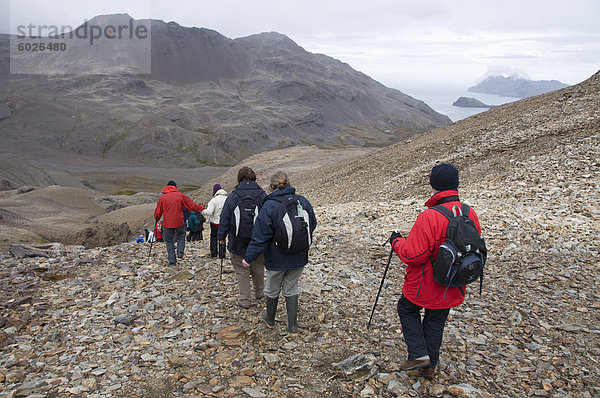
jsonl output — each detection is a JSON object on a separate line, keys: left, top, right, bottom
{"left": 389, "top": 230, "right": 403, "bottom": 245}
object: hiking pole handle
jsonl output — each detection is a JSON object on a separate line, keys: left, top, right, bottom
{"left": 367, "top": 246, "right": 395, "bottom": 328}
{"left": 382, "top": 230, "right": 403, "bottom": 247}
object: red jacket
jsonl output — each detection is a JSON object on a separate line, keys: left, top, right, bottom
{"left": 153, "top": 186, "right": 205, "bottom": 228}
{"left": 392, "top": 190, "right": 482, "bottom": 309}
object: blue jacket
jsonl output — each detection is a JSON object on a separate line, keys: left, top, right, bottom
{"left": 217, "top": 180, "right": 267, "bottom": 255}
{"left": 244, "top": 186, "right": 317, "bottom": 271}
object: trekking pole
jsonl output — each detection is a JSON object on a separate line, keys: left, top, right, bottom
{"left": 147, "top": 220, "right": 157, "bottom": 262}
{"left": 218, "top": 240, "right": 225, "bottom": 281}
{"left": 367, "top": 233, "right": 400, "bottom": 328}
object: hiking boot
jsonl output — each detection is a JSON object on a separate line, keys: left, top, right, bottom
{"left": 399, "top": 357, "right": 431, "bottom": 371}
{"left": 421, "top": 367, "right": 434, "bottom": 380}
{"left": 285, "top": 295, "right": 299, "bottom": 335}
{"left": 261, "top": 296, "right": 278, "bottom": 328}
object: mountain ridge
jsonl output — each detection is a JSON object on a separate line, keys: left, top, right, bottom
{"left": 468, "top": 74, "right": 570, "bottom": 98}
{"left": 0, "top": 15, "right": 450, "bottom": 190}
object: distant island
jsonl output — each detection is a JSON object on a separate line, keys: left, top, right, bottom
{"left": 452, "top": 97, "right": 494, "bottom": 108}
{"left": 468, "top": 75, "right": 569, "bottom": 98}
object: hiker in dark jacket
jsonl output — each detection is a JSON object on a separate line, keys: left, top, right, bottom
{"left": 217, "top": 167, "right": 267, "bottom": 309}
{"left": 243, "top": 171, "right": 317, "bottom": 335}
{"left": 186, "top": 211, "right": 204, "bottom": 242}
{"left": 390, "top": 163, "right": 482, "bottom": 380}
{"left": 154, "top": 180, "right": 205, "bottom": 266}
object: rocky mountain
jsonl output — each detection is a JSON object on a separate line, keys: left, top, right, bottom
{"left": 452, "top": 96, "right": 493, "bottom": 108}
{"left": 468, "top": 74, "right": 570, "bottom": 98}
{"left": 0, "top": 14, "right": 450, "bottom": 190}
{"left": 0, "top": 70, "right": 598, "bottom": 397}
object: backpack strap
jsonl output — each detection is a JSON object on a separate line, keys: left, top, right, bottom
{"left": 461, "top": 203, "right": 470, "bottom": 217}
{"left": 431, "top": 204, "right": 454, "bottom": 221}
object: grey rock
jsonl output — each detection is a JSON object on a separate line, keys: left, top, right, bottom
{"left": 113, "top": 313, "right": 138, "bottom": 326}
{"left": 16, "top": 186, "right": 35, "bottom": 194}
{"left": 332, "top": 354, "right": 378, "bottom": 381}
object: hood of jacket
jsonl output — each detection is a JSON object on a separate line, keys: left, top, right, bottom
{"left": 161, "top": 185, "right": 179, "bottom": 194}
{"left": 424, "top": 190, "right": 459, "bottom": 208}
{"left": 214, "top": 189, "right": 227, "bottom": 197}
{"left": 234, "top": 180, "right": 263, "bottom": 195}
{"left": 266, "top": 185, "right": 296, "bottom": 200}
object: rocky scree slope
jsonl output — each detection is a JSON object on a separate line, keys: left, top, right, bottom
{"left": 0, "top": 73, "right": 598, "bottom": 397}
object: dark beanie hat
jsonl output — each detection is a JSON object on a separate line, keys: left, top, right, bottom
{"left": 167, "top": 180, "right": 177, "bottom": 187}
{"left": 429, "top": 163, "right": 459, "bottom": 191}
{"left": 213, "top": 183, "right": 221, "bottom": 195}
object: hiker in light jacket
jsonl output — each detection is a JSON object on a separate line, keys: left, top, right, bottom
{"left": 202, "top": 183, "right": 227, "bottom": 258}
{"left": 217, "top": 167, "right": 267, "bottom": 309}
{"left": 389, "top": 163, "right": 482, "bottom": 380}
{"left": 154, "top": 180, "right": 205, "bottom": 266}
{"left": 242, "top": 171, "right": 317, "bottom": 335}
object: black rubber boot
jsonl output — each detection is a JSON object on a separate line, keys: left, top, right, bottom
{"left": 261, "top": 296, "right": 278, "bottom": 328}
{"left": 285, "top": 295, "right": 299, "bottom": 335}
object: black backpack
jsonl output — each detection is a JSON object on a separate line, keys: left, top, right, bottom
{"left": 271, "top": 195, "right": 312, "bottom": 253}
{"left": 230, "top": 190, "right": 263, "bottom": 252}
{"left": 432, "top": 203, "right": 487, "bottom": 297}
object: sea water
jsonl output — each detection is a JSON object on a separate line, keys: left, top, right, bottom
{"left": 399, "top": 86, "right": 522, "bottom": 122}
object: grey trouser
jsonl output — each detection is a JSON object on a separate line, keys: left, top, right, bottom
{"left": 231, "top": 253, "right": 265, "bottom": 307}
{"left": 162, "top": 225, "right": 186, "bottom": 265}
{"left": 264, "top": 267, "right": 304, "bottom": 298}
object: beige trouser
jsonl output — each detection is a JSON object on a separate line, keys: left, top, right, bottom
{"left": 231, "top": 253, "right": 265, "bottom": 307}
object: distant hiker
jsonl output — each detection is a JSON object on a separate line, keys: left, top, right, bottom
{"left": 242, "top": 171, "right": 317, "bottom": 335}
{"left": 217, "top": 167, "right": 267, "bottom": 309}
{"left": 154, "top": 221, "right": 164, "bottom": 242}
{"left": 154, "top": 180, "right": 205, "bottom": 266}
{"left": 389, "top": 163, "right": 482, "bottom": 380}
{"left": 186, "top": 211, "right": 205, "bottom": 242}
{"left": 202, "top": 183, "right": 228, "bottom": 258}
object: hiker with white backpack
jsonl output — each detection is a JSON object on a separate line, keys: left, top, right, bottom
{"left": 389, "top": 163, "right": 486, "bottom": 380}
{"left": 217, "top": 167, "right": 267, "bottom": 309}
{"left": 242, "top": 171, "right": 317, "bottom": 335}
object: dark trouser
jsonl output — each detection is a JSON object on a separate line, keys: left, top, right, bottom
{"left": 210, "top": 223, "right": 219, "bottom": 257}
{"left": 187, "top": 231, "right": 202, "bottom": 242}
{"left": 397, "top": 295, "right": 450, "bottom": 368}
{"left": 162, "top": 225, "right": 186, "bottom": 265}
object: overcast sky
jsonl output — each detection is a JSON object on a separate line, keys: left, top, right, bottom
{"left": 2, "top": 0, "right": 599, "bottom": 91}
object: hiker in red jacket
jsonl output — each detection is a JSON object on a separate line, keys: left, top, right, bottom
{"left": 154, "top": 180, "right": 205, "bottom": 266}
{"left": 390, "top": 163, "right": 482, "bottom": 380}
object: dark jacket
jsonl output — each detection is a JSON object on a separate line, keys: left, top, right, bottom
{"left": 391, "top": 190, "right": 482, "bottom": 309}
{"left": 154, "top": 185, "right": 205, "bottom": 228}
{"left": 244, "top": 186, "right": 317, "bottom": 271}
{"left": 186, "top": 212, "right": 204, "bottom": 232}
{"left": 217, "top": 180, "right": 267, "bottom": 255}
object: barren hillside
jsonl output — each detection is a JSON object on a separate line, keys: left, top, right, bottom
{"left": 0, "top": 15, "right": 450, "bottom": 190}
{"left": 0, "top": 72, "right": 598, "bottom": 397}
